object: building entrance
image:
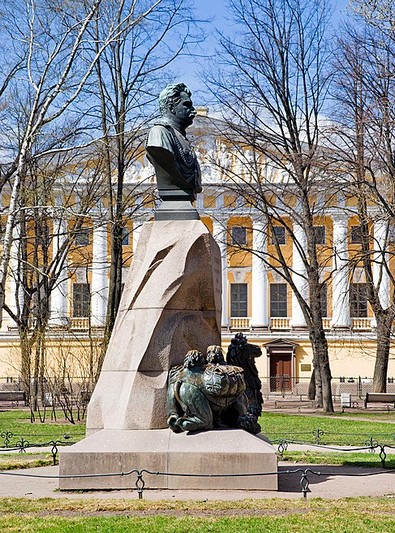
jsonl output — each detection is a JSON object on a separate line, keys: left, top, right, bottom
{"left": 264, "top": 339, "right": 298, "bottom": 393}
{"left": 269, "top": 353, "right": 292, "bottom": 391}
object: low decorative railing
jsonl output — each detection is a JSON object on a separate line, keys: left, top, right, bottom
{"left": 352, "top": 318, "right": 373, "bottom": 330}
{"left": 225, "top": 316, "right": 376, "bottom": 332}
{"left": 229, "top": 317, "right": 251, "bottom": 330}
{"left": 270, "top": 318, "right": 291, "bottom": 329}
{"left": 69, "top": 318, "right": 90, "bottom": 330}
{"left": 0, "top": 432, "right": 394, "bottom": 499}
{"left": 1, "top": 427, "right": 394, "bottom": 471}
{"left": 68, "top": 316, "right": 376, "bottom": 333}
{"left": 0, "top": 431, "right": 76, "bottom": 465}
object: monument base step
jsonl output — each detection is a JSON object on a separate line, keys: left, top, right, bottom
{"left": 59, "top": 428, "right": 278, "bottom": 491}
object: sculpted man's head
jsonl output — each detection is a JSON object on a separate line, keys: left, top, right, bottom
{"left": 159, "top": 83, "right": 196, "bottom": 129}
{"left": 183, "top": 350, "right": 205, "bottom": 369}
{"left": 206, "top": 345, "right": 225, "bottom": 365}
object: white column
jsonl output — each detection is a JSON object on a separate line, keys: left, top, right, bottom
{"left": 212, "top": 219, "right": 229, "bottom": 328}
{"left": 91, "top": 222, "right": 108, "bottom": 327}
{"left": 331, "top": 213, "right": 351, "bottom": 328}
{"left": 373, "top": 219, "right": 390, "bottom": 310}
{"left": 291, "top": 223, "right": 308, "bottom": 327}
{"left": 251, "top": 219, "right": 269, "bottom": 328}
{"left": 7, "top": 224, "right": 23, "bottom": 318}
{"left": 49, "top": 216, "right": 69, "bottom": 326}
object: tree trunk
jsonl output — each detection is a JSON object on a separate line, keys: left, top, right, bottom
{"left": 372, "top": 316, "right": 392, "bottom": 392}
{"left": 315, "top": 366, "right": 323, "bottom": 408}
{"left": 308, "top": 368, "right": 316, "bottom": 400}
{"left": 32, "top": 339, "right": 40, "bottom": 412}
{"left": 310, "top": 327, "right": 334, "bottom": 412}
{"left": 19, "top": 326, "right": 31, "bottom": 400}
{"left": 319, "top": 358, "right": 334, "bottom": 413}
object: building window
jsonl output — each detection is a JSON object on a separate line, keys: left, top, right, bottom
{"left": 270, "top": 283, "right": 288, "bottom": 317}
{"left": 272, "top": 226, "right": 286, "bottom": 245}
{"left": 314, "top": 226, "right": 326, "bottom": 245}
{"left": 231, "top": 226, "right": 247, "bottom": 246}
{"left": 350, "top": 283, "right": 368, "bottom": 317}
{"left": 75, "top": 227, "right": 90, "bottom": 246}
{"left": 230, "top": 283, "right": 248, "bottom": 317}
{"left": 350, "top": 225, "right": 363, "bottom": 244}
{"left": 72, "top": 283, "right": 90, "bottom": 317}
{"left": 122, "top": 227, "right": 130, "bottom": 246}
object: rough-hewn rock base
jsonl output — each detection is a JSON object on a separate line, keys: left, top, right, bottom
{"left": 86, "top": 219, "right": 222, "bottom": 433}
{"left": 59, "top": 428, "right": 278, "bottom": 491}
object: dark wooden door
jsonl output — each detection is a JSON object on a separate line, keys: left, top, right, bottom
{"left": 270, "top": 353, "right": 292, "bottom": 391}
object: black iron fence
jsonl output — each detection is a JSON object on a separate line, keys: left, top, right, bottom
{"left": 0, "top": 432, "right": 76, "bottom": 466}
{"left": 0, "top": 427, "right": 394, "bottom": 499}
{"left": 261, "top": 375, "right": 395, "bottom": 400}
{"left": 1, "top": 375, "right": 395, "bottom": 423}
{"left": 0, "top": 377, "right": 93, "bottom": 423}
{"left": 0, "top": 460, "right": 394, "bottom": 500}
{"left": 2, "top": 375, "right": 395, "bottom": 399}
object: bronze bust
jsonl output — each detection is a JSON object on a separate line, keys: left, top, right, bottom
{"left": 146, "top": 83, "right": 202, "bottom": 219}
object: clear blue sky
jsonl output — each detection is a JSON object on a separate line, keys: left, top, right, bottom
{"left": 169, "top": 0, "right": 229, "bottom": 99}
{"left": 171, "top": 0, "right": 351, "bottom": 103}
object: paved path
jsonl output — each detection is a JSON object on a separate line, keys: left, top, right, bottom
{"left": 0, "top": 463, "right": 394, "bottom": 500}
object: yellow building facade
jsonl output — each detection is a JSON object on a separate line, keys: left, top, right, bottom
{"left": 0, "top": 113, "right": 394, "bottom": 397}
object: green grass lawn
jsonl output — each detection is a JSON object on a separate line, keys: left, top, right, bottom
{"left": 331, "top": 411, "right": 395, "bottom": 421}
{"left": 1, "top": 409, "right": 395, "bottom": 448}
{"left": 0, "top": 497, "right": 394, "bottom": 533}
{"left": 0, "top": 410, "right": 85, "bottom": 447}
{"left": 2, "top": 409, "right": 394, "bottom": 448}
{"left": 280, "top": 450, "right": 395, "bottom": 468}
{"left": 0, "top": 412, "right": 394, "bottom": 531}
{"left": 1, "top": 409, "right": 394, "bottom": 472}
{"left": 262, "top": 412, "right": 395, "bottom": 446}
{"left": 0, "top": 452, "right": 53, "bottom": 470}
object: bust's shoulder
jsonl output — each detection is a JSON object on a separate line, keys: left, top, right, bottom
{"left": 150, "top": 119, "right": 170, "bottom": 129}
{"left": 146, "top": 120, "right": 177, "bottom": 158}
{"left": 148, "top": 123, "right": 172, "bottom": 135}
{"left": 149, "top": 117, "right": 174, "bottom": 131}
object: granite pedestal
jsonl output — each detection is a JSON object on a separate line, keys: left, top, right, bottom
{"left": 59, "top": 218, "right": 278, "bottom": 491}
{"left": 59, "top": 428, "right": 277, "bottom": 490}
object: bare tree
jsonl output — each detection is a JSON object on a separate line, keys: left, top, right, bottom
{"left": 208, "top": 0, "right": 335, "bottom": 411}
{"left": 3, "top": 147, "right": 107, "bottom": 410}
{"left": 350, "top": 0, "right": 395, "bottom": 33}
{"left": 330, "top": 23, "right": 395, "bottom": 391}
{"left": 0, "top": 0, "right": 163, "bottom": 327}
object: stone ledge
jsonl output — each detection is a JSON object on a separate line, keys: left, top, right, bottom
{"left": 59, "top": 428, "right": 278, "bottom": 491}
